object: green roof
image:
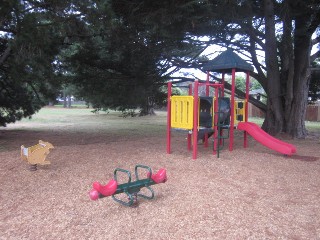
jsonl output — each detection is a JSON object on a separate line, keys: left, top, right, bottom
{"left": 202, "top": 49, "right": 254, "bottom": 72}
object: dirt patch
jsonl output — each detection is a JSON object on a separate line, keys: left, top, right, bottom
{"left": 1, "top": 109, "right": 320, "bottom": 239}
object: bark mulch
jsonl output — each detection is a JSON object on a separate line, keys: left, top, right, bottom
{"left": 1, "top": 121, "right": 320, "bottom": 239}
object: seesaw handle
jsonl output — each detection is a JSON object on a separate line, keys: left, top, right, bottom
{"left": 135, "top": 164, "right": 152, "bottom": 182}
{"left": 112, "top": 191, "right": 136, "bottom": 206}
{"left": 114, "top": 168, "right": 131, "bottom": 183}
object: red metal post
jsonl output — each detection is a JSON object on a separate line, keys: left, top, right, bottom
{"left": 193, "top": 80, "right": 199, "bottom": 160}
{"left": 221, "top": 72, "right": 225, "bottom": 97}
{"left": 187, "top": 83, "right": 192, "bottom": 150}
{"left": 166, "top": 82, "right": 172, "bottom": 154}
{"left": 229, "top": 68, "right": 236, "bottom": 151}
{"left": 204, "top": 72, "right": 210, "bottom": 147}
{"left": 220, "top": 73, "right": 225, "bottom": 146}
{"left": 245, "top": 71, "right": 250, "bottom": 122}
{"left": 213, "top": 87, "right": 219, "bottom": 155}
{"left": 244, "top": 71, "right": 250, "bottom": 148}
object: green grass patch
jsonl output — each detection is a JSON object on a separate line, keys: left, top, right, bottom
{"left": 53, "top": 104, "right": 88, "bottom": 108}
{"left": 8, "top": 107, "right": 167, "bottom": 135}
{"left": 305, "top": 121, "right": 320, "bottom": 132}
{"left": 248, "top": 117, "right": 264, "bottom": 126}
{"left": 249, "top": 117, "right": 320, "bottom": 132}
{"left": 5, "top": 108, "right": 320, "bottom": 135}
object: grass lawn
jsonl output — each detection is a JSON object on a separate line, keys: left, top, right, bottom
{"left": 13, "top": 107, "right": 167, "bottom": 134}
{"left": 14, "top": 107, "right": 320, "bottom": 134}
{"left": 1, "top": 106, "right": 318, "bottom": 152}
{"left": 1, "top": 106, "right": 320, "bottom": 239}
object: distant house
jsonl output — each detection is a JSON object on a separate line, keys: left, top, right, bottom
{"left": 249, "top": 88, "right": 266, "bottom": 101}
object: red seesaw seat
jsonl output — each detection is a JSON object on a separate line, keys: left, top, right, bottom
{"left": 149, "top": 168, "right": 167, "bottom": 184}
{"left": 89, "top": 179, "right": 118, "bottom": 200}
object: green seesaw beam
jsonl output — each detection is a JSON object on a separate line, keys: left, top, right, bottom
{"left": 89, "top": 165, "right": 167, "bottom": 206}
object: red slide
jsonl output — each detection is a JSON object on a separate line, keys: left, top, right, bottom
{"left": 238, "top": 122, "right": 296, "bottom": 156}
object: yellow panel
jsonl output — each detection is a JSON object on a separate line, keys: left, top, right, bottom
{"left": 171, "top": 96, "right": 194, "bottom": 130}
{"left": 234, "top": 100, "right": 246, "bottom": 124}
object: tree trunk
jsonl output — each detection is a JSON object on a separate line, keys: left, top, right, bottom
{"left": 262, "top": 0, "right": 284, "bottom": 135}
{"left": 285, "top": 12, "right": 312, "bottom": 138}
{"left": 139, "top": 96, "right": 156, "bottom": 116}
{"left": 67, "top": 95, "right": 72, "bottom": 108}
{"left": 279, "top": 0, "right": 294, "bottom": 129}
{"left": 287, "top": 77, "right": 309, "bottom": 138}
{"left": 63, "top": 91, "right": 67, "bottom": 108}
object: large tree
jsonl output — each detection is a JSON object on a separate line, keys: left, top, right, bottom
{"left": 2, "top": 0, "right": 319, "bottom": 138}
{"left": 0, "top": 0, "right": 84, "bottom": 126}
{"left": 258, "top": 0, "right": 320, "bottom": 137}
{"left": 195, "top": 0, "right": 320, "bottom": 137}
{"left": 114, "top": 0, "right": 320, "bottom": 137}
{"left": 60, "top": 1, "right": 203, "bottom": 115}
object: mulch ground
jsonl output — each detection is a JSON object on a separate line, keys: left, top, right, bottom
{"left": 1, "top": 119, "right": 320, "bottom": 239}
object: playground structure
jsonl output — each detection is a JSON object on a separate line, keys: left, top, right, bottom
{"left": 89, "top": 165, "right": 167, "bottom": 207}
{"left": 21, "top": 140, "right": 54, "bottom": 171}
{"left": 166, "top": 49, "right": 296, "bottom": 159}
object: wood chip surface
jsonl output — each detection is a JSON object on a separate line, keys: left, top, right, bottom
{"left": 1, "top": 110, "right": 320, "bottom": 239}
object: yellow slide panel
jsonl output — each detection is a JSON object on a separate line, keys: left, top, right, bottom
{"left": 234, "top": 100, "right": 246, "bottom": 124}
{"left": 171, "top": 96, "right": 194, "bottom": 130}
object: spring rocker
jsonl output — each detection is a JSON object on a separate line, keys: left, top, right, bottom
{"left": 21, "top": 140, "right": 54, "bottom": 171}
{"left": 89, "top": 165, "right": 167, "bottom": 207}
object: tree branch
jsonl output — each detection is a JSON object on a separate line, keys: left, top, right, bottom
{"left": 0, "top": 46, "right": 11, "bottom": 66}
{"left": 0, "top": 28, "right": 16, "bottom": 34}
{"left": 310, "top": 50, "right": 320, "bottom": 63}
{"left": 312, "top": 35, "right": 320, "bottom": 45}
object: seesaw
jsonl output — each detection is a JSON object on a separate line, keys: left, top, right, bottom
{"left": 89, "top": 165, "right": 167, "bottom": 206}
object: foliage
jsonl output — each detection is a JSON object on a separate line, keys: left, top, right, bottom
{"left": 103, "top": 0, "right": 320, "bottom": 136}
{"left": 58, "top": 1, "right": 206, "bottom": 115}
{"left": 185, "top": 0, "right": 320, "bottom": 137}
{"left": 0, "top": 1, "right": 82, "bottom": 126}
{"left": 1, "top": 0, "right": 320, "bottom": 139}
{"left": 224, "top": 75, "right": 263, "bottom": 93}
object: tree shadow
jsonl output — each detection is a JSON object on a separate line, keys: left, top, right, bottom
{"left": 288, "top": 155, "right": 319, "bottom": 162}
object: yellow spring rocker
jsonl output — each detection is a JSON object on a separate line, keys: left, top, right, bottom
{"left": 21, "top": 140, "right": 54, "bottom": 171}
